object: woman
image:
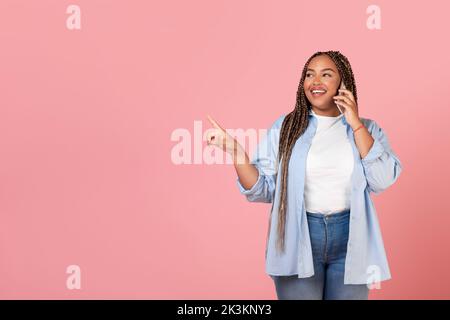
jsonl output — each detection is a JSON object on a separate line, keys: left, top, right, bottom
{"left": 206, "top": 50, "right": 402, "bottom": 300}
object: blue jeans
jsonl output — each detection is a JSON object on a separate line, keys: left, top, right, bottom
{"left": 271, "top": 209, "right": 369, "bottom": 300}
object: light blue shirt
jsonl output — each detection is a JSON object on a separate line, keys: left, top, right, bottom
{"left": 236, "top": 111, "right": 403, "bottom": 284}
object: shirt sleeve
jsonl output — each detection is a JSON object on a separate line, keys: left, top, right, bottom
{"left": 236, "top": 115, "right": 285, "bottom": 203}
{"left": 361, "top": 120, "right": 403, "bottom": 195}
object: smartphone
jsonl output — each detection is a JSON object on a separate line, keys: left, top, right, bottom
{"left": 336, "top": 81, "right": 346, "bottom": 114}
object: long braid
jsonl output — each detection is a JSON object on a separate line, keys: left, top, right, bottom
{"left": 275, "top": 51, "right": 358, "bottom": 253}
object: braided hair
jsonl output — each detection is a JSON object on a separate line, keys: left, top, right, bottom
{"left": 275, "top": 50, "right": 358, "bottom": 253}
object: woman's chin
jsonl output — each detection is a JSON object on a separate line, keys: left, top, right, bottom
{"left": 307, "top": 95, "right": 333, "bottom": 105}
{"left": 309, "top": 100, "right": 334, "bottom": 109}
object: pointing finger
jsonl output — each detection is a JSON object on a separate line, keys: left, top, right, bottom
{"left": 207, "top": 115, "right": 224, "bottom": 131}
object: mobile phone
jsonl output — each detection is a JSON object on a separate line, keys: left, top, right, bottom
{"left": 336, "top": 81, "right": 346, "bottom": 114}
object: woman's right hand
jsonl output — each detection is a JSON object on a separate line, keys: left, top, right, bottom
{"left": 207, "top": 115, "right": 258, "bottom": 189}
{"left": 206, "top": 115, "right": 243, "bottom": 157}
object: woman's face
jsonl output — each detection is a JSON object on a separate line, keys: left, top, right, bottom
{"left": 304, "top": 54, "right": 342, "bottom": 112}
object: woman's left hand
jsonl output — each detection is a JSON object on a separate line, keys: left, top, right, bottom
{"left": 333, "top": 89, "right": 362, "bottom": 129}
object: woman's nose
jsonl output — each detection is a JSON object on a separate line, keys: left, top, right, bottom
{"left": 313, "top": 75, "right": 322, "bottom": 83}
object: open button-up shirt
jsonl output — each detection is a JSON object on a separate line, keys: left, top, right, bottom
{"left": 236, "top": 111, "right": 403, "bottom": 285}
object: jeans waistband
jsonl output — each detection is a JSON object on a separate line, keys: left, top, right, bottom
{"left": 306, "top": 209, "right": 350, "bottom": 222}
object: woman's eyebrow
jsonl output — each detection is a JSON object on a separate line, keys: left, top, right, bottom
{"left": 306, "top": 68, "right": 336, "bottom": 73}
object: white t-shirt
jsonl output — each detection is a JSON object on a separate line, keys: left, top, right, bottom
{"left": 304, "top": 109, "right": 354, "bottom": 215}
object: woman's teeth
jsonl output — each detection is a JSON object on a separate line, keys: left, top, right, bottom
{"left": 311, "top": 90, "right": 326, "bottom": 97}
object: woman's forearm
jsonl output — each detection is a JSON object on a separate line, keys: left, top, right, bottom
{"left": 352, "top": 121, "right": 375, "bottom": 159}
{"left": 233, "top": 145, "right": 259, "bottom": 190}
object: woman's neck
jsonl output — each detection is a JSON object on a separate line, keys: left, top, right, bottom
{"left": 310, "top": 107, "right": 342, "bottom": 117}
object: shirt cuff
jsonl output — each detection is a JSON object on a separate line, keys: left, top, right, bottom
{"left": 236, "top": 165, "right": 264, "bottom": 195}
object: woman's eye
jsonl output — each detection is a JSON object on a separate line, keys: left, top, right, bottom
{"left": 306, "top": 73, "right": 331, "bottom": 77}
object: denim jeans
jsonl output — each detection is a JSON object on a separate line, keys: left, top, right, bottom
{"left": 270, "top": 209, "right": 369, "bottom": 300}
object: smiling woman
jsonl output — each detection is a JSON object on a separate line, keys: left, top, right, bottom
{"left": 207, "top": 50, "right": 402, "bottom": 300}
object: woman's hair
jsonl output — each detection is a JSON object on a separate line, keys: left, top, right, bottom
{"left": 275, "top": 50, "right": 358, "bottom": 253}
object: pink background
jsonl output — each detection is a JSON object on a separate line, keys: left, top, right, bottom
{"left": 0, "top": 0, "right": 449, "bottom": 299}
